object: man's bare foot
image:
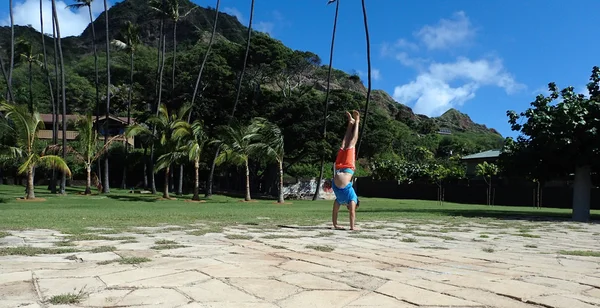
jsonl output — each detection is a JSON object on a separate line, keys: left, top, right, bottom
{"left": 350, "top": 227, "right": 360, "bottom": 231}
{"left": 333, "top": 225, "right": 345, "bottom": 230}
{"left": 352, "top": 110, "right": 360, "bottom": 121}
{"left": 346, "top": 111, "right": 355, "bottom": 125}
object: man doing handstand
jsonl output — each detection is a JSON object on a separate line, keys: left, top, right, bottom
{"left": 325, "top": 110, "right": 360, "bottom": 230}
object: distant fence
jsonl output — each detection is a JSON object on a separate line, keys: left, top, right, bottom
{"left": 354, "top": 177, "right": 600, "bottom": 210}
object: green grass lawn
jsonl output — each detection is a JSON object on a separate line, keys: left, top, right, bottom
{"left": 0, "top": 185, "right": 596, "bottom": 234}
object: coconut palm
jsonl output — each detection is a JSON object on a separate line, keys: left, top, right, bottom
{"left": 0, "top": 102, "right": 71, "bottom": 199}
{"left": 248, "top": 118, "right": 285, "bottom": 203}
{"left": 355, "top": 0, "right": 372, "bottom": 159}
{"left": 15, "top": 38, "right": 40, "bottom": 114}
{"left": 206, "top": 0, "right": 255, "bottom": 198}
{"left": 313, "top": 0, "right": 340, "bottom": 201}
{"left": 49, "top": 115, "right": 122, "bottom": 194}
{"left": 171, "top": 119, "right": 207, "bottom": 201}
{"left": 101, "top": 0, "right": 112, "bottom": 193}
{"left": 51, "top": 0, "right": 68, "bottom": 194}
{"left": 126, "top": 104, "right": 189, "bottom": 199}
{"left": 66, "top": 0, "right": 102, "bottom": 182}
{"left": 211, "top": 121, "right": 259, "bottom": 202}
{"left": 112, "top": 21, "right": 140, "bottom": 189}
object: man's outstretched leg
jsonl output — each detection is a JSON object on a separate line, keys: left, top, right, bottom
{"left": 348, "top": 201, "right": 358, "bottom": 230}
{"left": 332, "top": 200, "right": 344, "bottom": 230}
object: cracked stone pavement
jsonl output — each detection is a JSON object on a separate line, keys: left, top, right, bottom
{"left": 1, "top": 219, "right": 600, "bottom": 307}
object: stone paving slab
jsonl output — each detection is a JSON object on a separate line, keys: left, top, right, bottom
{"left": 1, "top": 219, "right": 600, "bottom": 307}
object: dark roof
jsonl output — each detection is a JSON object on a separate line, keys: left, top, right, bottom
{"left": 39, "top": 114, "right": 135, "bottom": 124}
{"left": 461, "top": 150, "right": 501, "bottom": 160}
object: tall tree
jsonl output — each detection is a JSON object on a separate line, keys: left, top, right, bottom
{"left": 206, "top": 0, "right": 255, "bottom": 198}
{"left": 51, "top": 0, "right": 68, "bottom": 195}
{"left": 211, "top": 121, "right": 260, "bottom": 202}
{"left": 172, "top": 119, "right": 207, "bottom": 201}
{"left": 355, "top": 0, "right": 372, "bottom": 159}
{"left": 0, "top": 102, "right": 71, "bottom": 200}
{"left": 248, "top": 118, "right": 285, "bottom": 203}
{"left": 475, "top": 161, "right": 498, "bottom": 206}
{"left": 39, "top": 0, "right": 57, "bottom": 193}
{"left": 506, "top": 68, "right": 600, "bottom": 221}
{"left": 0, "top": 52, "right": 13, "bottom": 103}
{"left": 112, "top": 21, "right": 140, "bottom": 189}
{"left": 102, "top": 0, "right": 112, "bottom": 193}
{"left": 66, "top": 0, "right": 102, "bottom": 188}
{"left": 313, "top": 0, "right": 340, "bottom": 201}
{"left": 15, "top": 38, "right": 38, "bottom": 114}
{"left": 8, "top": 0, "right": 14, "bottom": 102}
{"left": 49, "top": 115, "right": 121, "bottom": 195}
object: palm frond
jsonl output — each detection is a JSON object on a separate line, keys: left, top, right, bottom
{"left": 38, "top": 155, "right": 72, "bottom": 177}
{"left": 155, "top": 151, "right": 185, "bottom": 172}
{"left": 92, "top": 134, "right": 126, "bottom": 161}
{"left": 111, "top": 39, "right": 128, "bottom": 50}
{"left": 0, "top": 145, "right": 23, "bottom": 158}
{"left": 17, "top": 154, "right": 38, "bottom": 175}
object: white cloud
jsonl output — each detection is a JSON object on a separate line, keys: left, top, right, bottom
{"left": 395, "top": 52, "right": 429, "bottom": 69}
{"left": 1, "top": 0, "right": 110, "bottom": 37}
{"left": 393, "top": 57, "right": 524, "bottom": 116}
{"left": 224, "top": 7, "right": 244, "bottom": 24}
{"left": 255, "top": 21, "right": 274, "bottom": 35}
{"left": 372, "top": 68, "right": 381, "bottom": 81}
{"left": 414, "top": 11, "right": 475, "bottom": 50}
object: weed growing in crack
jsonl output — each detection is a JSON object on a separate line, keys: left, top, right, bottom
{"left": 514, "top": 233, "right": 541, "bottom": 238}
{"left": 419, "top": 246, "right": 448, "bottom": 250}
{"left": 90, "top": 246, "right": 117, "bottom": 253}
{"left": 525, "top": 244, "right": 538, "bottom": 248}
{"left": 479, "top": 234, "right": 489, "bottom": 238}
{"left": 0, "top": 246, "right": 79, "bottom": 256}
{"left": 54, "top": 241, "right": 76, "bottom": 247}
{"left": 401, "top": 237, "right": 418, "bottom": 243}
{"left": 270, "top": 245, "right": 287, "bottom": 249}
{"left": 155, "top": 239, "right": 178, "bottom": 245}
{"left": 315, "top": 232, "right": 334, "bottom": 238}
{"left": 306, "top": 245, "right": 334, "bottom": 252}
{"left": 120, "top": 240, "right": 139, "bottom": 244}
{"left": 225, "top": 234, "right": 253, "bottom": 240}
{"left": 261, "top": 234, "right": 301, "bottom": 239}
{"left": 98, "top": 257, "right": 151, "bottom": 265}
{"left": 48, "top": 289, "right": 87, "bottom": 304}
{"left": 482, "top": 247, "right": 495, "bottom": 253}
{"left": 0, "top": 231, "right": 10, "bottom": 238}
{"left": 350, "top": 234, "right": 379, "bottom": 239}
{"left": 557, "top": 250, "right": 600, "bottom": 257}
{"left": 151, "top": 244, "right": 188, "bottom": 250}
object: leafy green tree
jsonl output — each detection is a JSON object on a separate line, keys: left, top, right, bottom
{"left": 506, "top": 67, "right": 600, "bottom": 221}
{"left": 248, "top": 117, "right": 285, "bottom": 203}
{"left": 426, "top": 163, "right": 448, "bottom": 205}
{"left": 171, "top": 119, "right": 207, "bottom": 201}
{"left": 211, "top": 121, "right": 259, "bottom": 202}
{"left": 0, "top": 102, "right": 71, "bottom": 199}
{"left": 476, "top": 161, "right": 498, "bottom": 206}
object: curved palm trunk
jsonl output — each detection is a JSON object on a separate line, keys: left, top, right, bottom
{"left": 192, "top": 159, "right": 200, "bottom": 201}
{"left": 206, "top": 0, "right": 254, "bottom": 198}
{"left": 85, "top": 164, "right": 92, "bottom": 195}
{"left": 102, "top": 0, "right": 111, "bottom": 193}
{"left": 28, "top": 61, "right": 33, "bottom": 113}
{"left": 8, "top": 0, "right": 14, "bottom": 101}
{"left": 355, "top": 0, "right": 372, "bottom": 159}
{"left": 278, "top": 159, "right": 284, "bottom": 203}
{"left": 88, "top": 4, "right": 103, "bottom": 188}
{"left": 51, "top": 0, "right": 67, "bottom": 195}
{"left": 163, "top": 165, "right": 170, "bottom": 199}
{"left": 313, "top": 0, "right": 340, "bottom": 201}
{"left": 244, "top": 159, "right": 251, "bottom": 201}
{"left": 26, "top": 165, "right": 35, "bottom": 199}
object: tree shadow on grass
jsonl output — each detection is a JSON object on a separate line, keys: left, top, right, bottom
{"left": 105, "top": 195, "right": 158, "bottom": 203}
{"left": 359, "top": 207, "right": 600, "bottom": 223}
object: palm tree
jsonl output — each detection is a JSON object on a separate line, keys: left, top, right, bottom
{"left": 355, "top": 0, "right": 372, "bottom": 159}
{"left": 102, "top": 0, "right": 111, "bottom": 193}
{"left": 39, "top": 0, "right": 56, "bottom": 193}
{"left": 112, "top": 21, "right": 140, "bottom": 189}
{"left": 248, "top": 118, "right": 285, "bottom": 203}
{"left": 172, "top": 119, "right": 207, "bottom": 200}
{"left": 0, "top": 53, "right": 13, "bottom": 102}
{"left": 49, "top": 115, "right": 121, "bottom": 195}
{"left": 126, "top": 104, "right": 189, "bottom": 199}
{"left": 206, "top": 0, "right": 255, "bottom": 198}
{"left": 0, "top": 102, "right": 71, "bottom": 199}
{"left": 66, "top": 0, "right": 102, "bottom": 186}
{"left": 16, "top": 39, "right": 39, "bottom": 114}
{"left": 313, "top": 0, "right": 340, "bottom": 201}
{"left": 51, "top": 0, "right": 68, "bottom": 195}
{"left": 211, "top": 121, "right": 259, "bottom": 202}
{"left": 8, "top": 0, "right": 14, "bottom": 102}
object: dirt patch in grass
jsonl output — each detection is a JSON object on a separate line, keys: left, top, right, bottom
{"left": 557, "top": 250, "right": 600, "bottom": 257}
{"left": 0, "top": 246, "right": 79, "bottom": 256}
{"left": 90, "top": 246, "right": 117, "bottom": 253}
{"left": 225, "top": 234, "right": 253, "bottom": 240}
{"left": 306, "top": 245, "right": 334, "bottom": 252}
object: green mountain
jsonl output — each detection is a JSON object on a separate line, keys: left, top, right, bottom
{"left": 0, "top": 0, "right": 503, "bottom": 179}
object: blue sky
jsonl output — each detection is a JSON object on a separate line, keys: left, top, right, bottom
{"left": 2, "top": 0, "right": 599, "bottom": 138}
